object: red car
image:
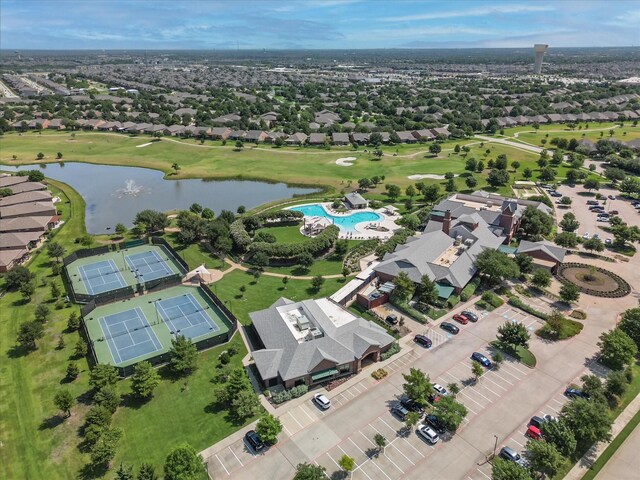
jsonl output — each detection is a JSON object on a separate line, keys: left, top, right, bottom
{"left": 453, "top": 313, "right": 469, "bottom": 325}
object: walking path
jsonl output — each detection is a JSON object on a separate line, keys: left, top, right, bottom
{"left": 564, "top": 393, "right": 640, "bottom": 480}
{"left": 208, "top": 257, "right": 350, "bottom": 281}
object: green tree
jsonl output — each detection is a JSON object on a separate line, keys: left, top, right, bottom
{"left": 34, "top": 303, "right": 51, "bottom": 323}
{"left": 487, "top": 169, "right": 510, "bottom": 187}
{"left": 559, "top": 283, "right": 580, "bottom": 304}
{"left": 50, "top": 281, "right": 61, "bottom": 299}
{"left": 47, "top": 242, "right": 66, "bottom": 262}
{"left": 66, "top": 362, "right": 79, "bottom": 380}
{"left": 90, "top": 427, "right": 123, "bottom": 468}
{"left": 131, "top": 361, "right": 161, "bottom": 399}
{"left": 526, "top": 440, "right": 564, "bottom": 479}
{"left": 89, "top": 364, "right": 119, "bottom": 392}
{"left": 171, "top": 162, "right": 181, "bottom": 174}
{"left": 385, "top": 184, "right": 401, "bottom": 201}
{"left": 432, "top": 396, "right": 468, "bottom": 432}
{"left": 405, "top": 185, "right": 416, "bottom": 198}
{"left": 531, "top": 269, "right": 552, "bottom": 289}
{"left": 542, "top": 419, "right": 577, "bottom": 457}
{"left": 19, "top": 280, "right": 36, "bottom": 302}
{"left": 471, "top": 361, "right": 484, "bottom": 382}
{"left": 235, "top": 140, "right": 244, "bottom": 150}
{"left": 465, "top": 176, "right": 478, "bottom": 189}
{"left": 402, "top": 368, "right": 432, "bottom": 406}
{"left": 74, "top": 337, "right": 88, "bottom": 358}
{"left": 561, "top": 397, "right": 612, "bottom": 447}
{"left": 584, "top": 178, "right": 600, "bottom": 192}
{"left": 54, "top": 389, "right": 74, "bottom": 418}
{"left": 282, "top": 276, "right": 289, "bottom": 289}
{"left": 391, "top": 271, "right": 416, "bottom": 301}
{"left": 311, "top": 275, "right": 325, "bottom": 291}
{"left": 474, "top": 249, "right": 520, "bottom": 284}
{"left": 4, "top": 265, "right": 34, "bottom": 290}
{"left": 519, "top": 206, "right": 554, "bottom": 239}
{"left": 511, "top": 161, "right": 520, "bottom": 171}
{"left": 404, "top": 411, "right": 421, "bottom": 432}
{"left": 164, "top": 443, "right": 206, "bottom": 480}
{"left": 133, "top": 209, "right": 170, "bottom": 234}
{"left": 429, "top": 143, "right": 442, "bottom": 155}
{"left": 491, "top": 351, "right": 505, "bottom": 369}
{"left": 605, "top": 370, "right": 628, "bottom": 400}
{"left": 597, "top": 328, "right": 638, "bottom": 370}
{"left": 115, "top": 223, "right": 128, "bottom": 236}
{"left": 523, "top": 167, "right": 533, "bottom": 179}
{"left": 618, "top": 308, "right": 640, "bottom": 348}
{"left": 231, "top": 388, "right": 261, "bottom": 420}
{"left": 338, "top": 455, "right": 356, "bottom": 478}
{"left": 418, "top": 274, "right": 438, "bottom": 305}
{"left": 555, "top": 232, "right": 578, "bottom": 248}
{"left": 423, "top": 184, "right": 440, "bottom": 203}
{"left": 293, "top": 463, "right": 326, "bottom": 480}
{"left": 559, "top": 212, "right": 580, "bottom": 233}
{"left": 137, "top": 462, "right": 157, "bottom": 480}
{"left": 256, "top": 414, "right": 283, "bottom": 445}
{"left": 17, "top": 320, "right": 44, "bottom": 350}
{"left": 67, "top": 311, "right": 80, "bottom": 331}
{"left": 581, "top": 374, "right": 605, "bottom": 399}
{"left": 492, "top": 457, "right": 533, "bottom": 480}
{"left": 583, "top": 237, "right": 605, "bottom": 253}
{"left": 169, "top": 335, "right": 198, "bottom": 376}
{"left": 94, "top": 385, "right": 121, "bottom": 413}
{"left": 515, "top": 254, "right": 534, "bottom": 274}
{"left": 298, "top": 252, "right": 315, "bottom": 271}
{"left": 114, "top": 463, "right": 134, "bottom": 480}
{"left": 447, "top": 382, "right": 460, "bottom": 398}
{"left": 374, "top": 433, "right": 387, "bottom": 454}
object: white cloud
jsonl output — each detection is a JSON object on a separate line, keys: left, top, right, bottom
{"left": 383, "top": 4, "right": 555, "bottom": 22}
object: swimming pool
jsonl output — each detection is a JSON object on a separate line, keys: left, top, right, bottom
{"left": 290, "top": 204, "right": 383, "bottom": 233}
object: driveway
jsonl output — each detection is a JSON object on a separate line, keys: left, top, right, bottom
{"left": 202, "top": 301, "right": 616, "bottom": 480}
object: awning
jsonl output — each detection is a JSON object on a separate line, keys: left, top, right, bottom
{"left": 435, "top": 283, "right": 455, "bottom": 299}
{"left": 311, "top": 368, "right": 338, "bottom": 382}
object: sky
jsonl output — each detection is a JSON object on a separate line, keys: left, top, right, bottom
{"left": 1, "top": 0, "right": 639, "bottom": 50}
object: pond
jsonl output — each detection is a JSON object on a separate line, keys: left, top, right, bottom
{"left": 1, "top": 162, "right": 317, "bottom": 234}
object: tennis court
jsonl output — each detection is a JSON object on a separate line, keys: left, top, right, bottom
{"left": 156, "top": 293, "right": 220, "bottom": 340}
{"left": 126, "top": 250, "right": 174, "bottom": 282}
{"left": 79, "top": 259, "right": 127, "bottom": 295}
{"left": 98, "top": 307, "right": 163, "bottom": 364}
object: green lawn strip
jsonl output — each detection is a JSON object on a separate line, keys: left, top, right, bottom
{"left": 166, "top": 234, "right": 229, "bottom": 271}
{"left": 489, "top": 341, "right": 537, "bottom": 368}
{"left": 254, "top": 224, "right": 307, "bottom": 244}
{"left": 551, "top": 364, "right": 640, "bottom": 480}
{"left": 111, "top": 335, "right": 256, "bottom": 471}
{"left": 581, "top": 408, "right": 640, "bottom": 480}
{"left": 211, "top": 269, "right": 346, "bottom": 326}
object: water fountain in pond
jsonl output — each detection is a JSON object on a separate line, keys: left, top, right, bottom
{"left": 114, "top": 179, "right": 150, "bottom": 198}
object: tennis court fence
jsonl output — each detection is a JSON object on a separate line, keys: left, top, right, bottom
{"left": 151, "top": 237, "right": 189, "bottom": 273}
{"left": 119, "top": 238, "right": 147, "bottom": 249}
{"left": 199, "top": 281, "right": 238, "bottom": 337}
{"left": 143, "top": 273, "right": 183, "bottom": 293}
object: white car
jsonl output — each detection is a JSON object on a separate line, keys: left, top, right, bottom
{"left": 417, "top": 424, "right": 439, "bottom": 444}
{"left": 313, "top": 393, "right": 331, "bottom": 410}
{"left": 433, "top": 384, "right": 449, "bottom": 396}
{"left": 544, "top": 414, "right": 558, "bottom": 423}
{"left": 582, "top": 232, "right": 590, "bottom": 239}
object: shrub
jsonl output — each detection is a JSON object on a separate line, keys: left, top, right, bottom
{"left": 271, "top": 390, "right": 292, "bottom": 404}
{"left": 380, "top": 342, "right": 401, "bottom": 361}
{"left": 570, "top": 310, "right": 587, "bottom": 320}
{"left": 482, "top": 291, "right": 504, "bottom": 309}
{"left": 460, "top": 278, "right": 480, "bottom": 302}
{"left": 507, "top": 296, "right": 549, "bottom": 320}
{"left": 371, "top": 368, "right": 388, "bottom": 380}
{"left": 250, "top": 225, "right": 339, "bottom": 259}
{"left": 447, "top": 295, "right": 460, "bottom": 308}
{"left": 289, "top": 385, "right": 308, "bottom": 398}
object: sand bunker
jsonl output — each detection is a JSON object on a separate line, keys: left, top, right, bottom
{"left": 136, "top": 142, "right": 154, "bottom": 148}
{"left": 336, "top": 157, "right": 357, "bottom": 166}
{"left": 407, "top": 174, "right": 458, "bottom": 180}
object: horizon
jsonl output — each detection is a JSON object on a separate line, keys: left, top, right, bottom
{"left": 2, "top": 0, "right": 639, "bottom": 50}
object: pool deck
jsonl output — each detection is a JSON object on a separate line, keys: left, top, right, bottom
{"left": 289, "top": 202, "right": 401, "bottom": 241}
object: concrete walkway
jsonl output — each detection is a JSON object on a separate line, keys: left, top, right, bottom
{"left": 564, "top": 393, "right": 640, "bottom": 480}
{"left": 593, "top": 408, "right": 640, "bottom": 480}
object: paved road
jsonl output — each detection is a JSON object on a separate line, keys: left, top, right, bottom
{"left": 203, "top": 302, "right": 614, "bottom": 480}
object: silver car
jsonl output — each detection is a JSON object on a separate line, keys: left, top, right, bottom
{"left": 417, "top": 424, "right": 439, "bottom": 444}
{"left": 313, "top": 393, "right": 331, "bottom": 410}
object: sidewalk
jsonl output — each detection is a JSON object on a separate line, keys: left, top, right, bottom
{"left": 564, "top": 393, "right": 640, "bottom": 480}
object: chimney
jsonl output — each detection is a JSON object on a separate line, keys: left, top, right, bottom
{"left": 499, "top": 203, "right": 515, "bottom": 241}
{"left": 443, "top": 210, "right": 452, "bottom": 235}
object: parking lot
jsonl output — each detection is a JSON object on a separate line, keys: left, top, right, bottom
{"left": 553, "top": 184, "right": 639, "bottom": 244}
{"left": 204, "top": 300, "right": 615, "bottom": 480}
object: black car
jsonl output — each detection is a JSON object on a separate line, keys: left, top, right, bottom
{"left": 414, "top": 334, "right": 432, "bottom": 348}
{"left": 424, "top": 414, "right": 447, "bottom": 434}
{"left": 586, "top": 200, "right": 599, "bottom": 206}
{"left": 461, "top": 310, "right": 478, "bottom": 322}
{"left": 400, "top": 397, "right": 425, "bottom": 415}
{"left": 244, "top": 430, "right": 265, "bottom": 452}
{"left": 564, "top": 387, "right": 590, "bottom": 400}
{"left": 440, "top": 322, "right": 460, "bottom": 334}
{"left": 589, "top": 205, "right": 604, "bottom": 211}
{"left": 549, "top": 191, "right": 562, "bottom": 198}
{"left": 385, "top": 314, "right": 398, "bottom": 325}
{"left": 529, "top": 416, "right": 545, "bottom": 429}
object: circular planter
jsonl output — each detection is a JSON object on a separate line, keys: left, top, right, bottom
{"left": 555, "top": 262, "right": 631, "bottom": 298}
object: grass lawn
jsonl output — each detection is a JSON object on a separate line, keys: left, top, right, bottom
{"left": 0, "top": 130, "right": 539, "bottom": 190}
{"left": 254, "top": 224, "right": 306, "bottom": 244}
{"left": 490, "top": 341, "right": 537, "bottom": 368}
{"left": 211, "top": 269, "right": 346, "bottom": 326}
{"left": 166, "top": 234, "right": 229, "bottom": 271}
{"left": 0, "top": 179, "right": 252, "bottom": 479}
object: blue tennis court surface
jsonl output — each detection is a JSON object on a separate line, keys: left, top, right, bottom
{"left": 126, "top": 250, "right": 173, "bottom": 282}
{"left": 79, "top": 259, "right": 127, "bottom": 295}
{"left": 98, "top": 307, "right": 162, "bottom": 364}
{"left": 156, "top": 293, "right": 219, "bottom": 340}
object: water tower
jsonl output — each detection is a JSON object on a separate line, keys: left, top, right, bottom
{"left": 533, "top": 44, "right": 548, "bottom": 74}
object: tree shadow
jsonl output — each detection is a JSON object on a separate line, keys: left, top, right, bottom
{"left": 121, "top": 392, "right": 151, "bottom": 410}
{"left": 78, "top": 461, "right": 109, "bottom": 480}
{"left": 12, "top": 298, "right": 30, "bottom": 307}
{"left": 7, "top": 344, "right": 30, "bottom": 359}
{"left": 39, "top": 414, "right": 64, "bottom": 430}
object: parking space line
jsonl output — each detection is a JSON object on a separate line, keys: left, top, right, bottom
{"left": 476, "top": 467, "right": 491, "bottom": 479}
{"left": 466, "top": 386, "right": 493, "bottom": 404}
{"left": 314, "top": 461, "right": 331, "bottom": 479}
{"left": 482, "top": 374, "right": 509, "bottom": 392}
{"left": 359, "top": 431, "right": 376, "bottom": 446}
{"left": 349, "top": 438, "right": 368, "bottom": 456}
{"left": 489, "top": 369, "right": 514, "bottom": 385}
{"left": 361, "top": 452, "right": 394, "bottom": 480}
{"left": 287, "top": 411, "right": 304, "bottom": 428}
{"left": 389, "top": 441, "right": 416, "bottom": 464}
{"left": 510, "top": 438, "right": 525, "bottom": 448}
{"left": 215, "top": 454, "right": 230, "bottom": 476}
{"left": 282, "top": 424, "right": 292, "bottom": 436}
{"left": 457, "top": 394, "right": 481, "bottom": 414}
{"left": 498, "top": 364, "right": 524, "bottom": 380}
{"left": 300, "top": 405, "right": 316, "bottom": 422}
{"left": 379, "top": 417, "right": 400, "bottom": 435}
{"left": 399, "top": 436, "right": 426, "bottom": 458}
{"left": 551, "top": 397, "right": 565, "bottom": 408}
{"left": 228, "top": 446, "right": 243, "bottom": 466}
{"left": 326, "top": 452, "right": 345, "bottom": 471}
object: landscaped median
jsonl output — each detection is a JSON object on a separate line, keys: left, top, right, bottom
{"left": 490, "top": 341, "right": 537, "bottom": 368}
{"left": 506, "top": 295, "right": 584, "bottom": 340}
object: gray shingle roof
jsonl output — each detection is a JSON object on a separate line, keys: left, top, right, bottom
{"left": 517, "top": 240, "right": 566, "bottom": 263}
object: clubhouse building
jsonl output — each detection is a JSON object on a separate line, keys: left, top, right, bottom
{"left": 250, "top": 297, "right": 395, "bottom": 389}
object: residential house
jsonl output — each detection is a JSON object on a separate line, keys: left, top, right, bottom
{"left": 286, "top": 132, "right": 308, "bottom": 146}
{"left": 244, "top": 130, "right": 268, "bottom": 143}
{"left": 332, "top": 132, "right": 350, "bottom": 146}
{"left": 0, "top": 190, "right": 52, "bottom": 207}
{"left": 209, "top": 127, "right": 231, "bottom": 140}
{"left": 0, "top": 201, "right": 56, "bottom": 219}
{"left": 396, "top": 131, "right": 418, "bottom": 143}
{"left": 308, "top": 133, "right": 327, "bottom": 146}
